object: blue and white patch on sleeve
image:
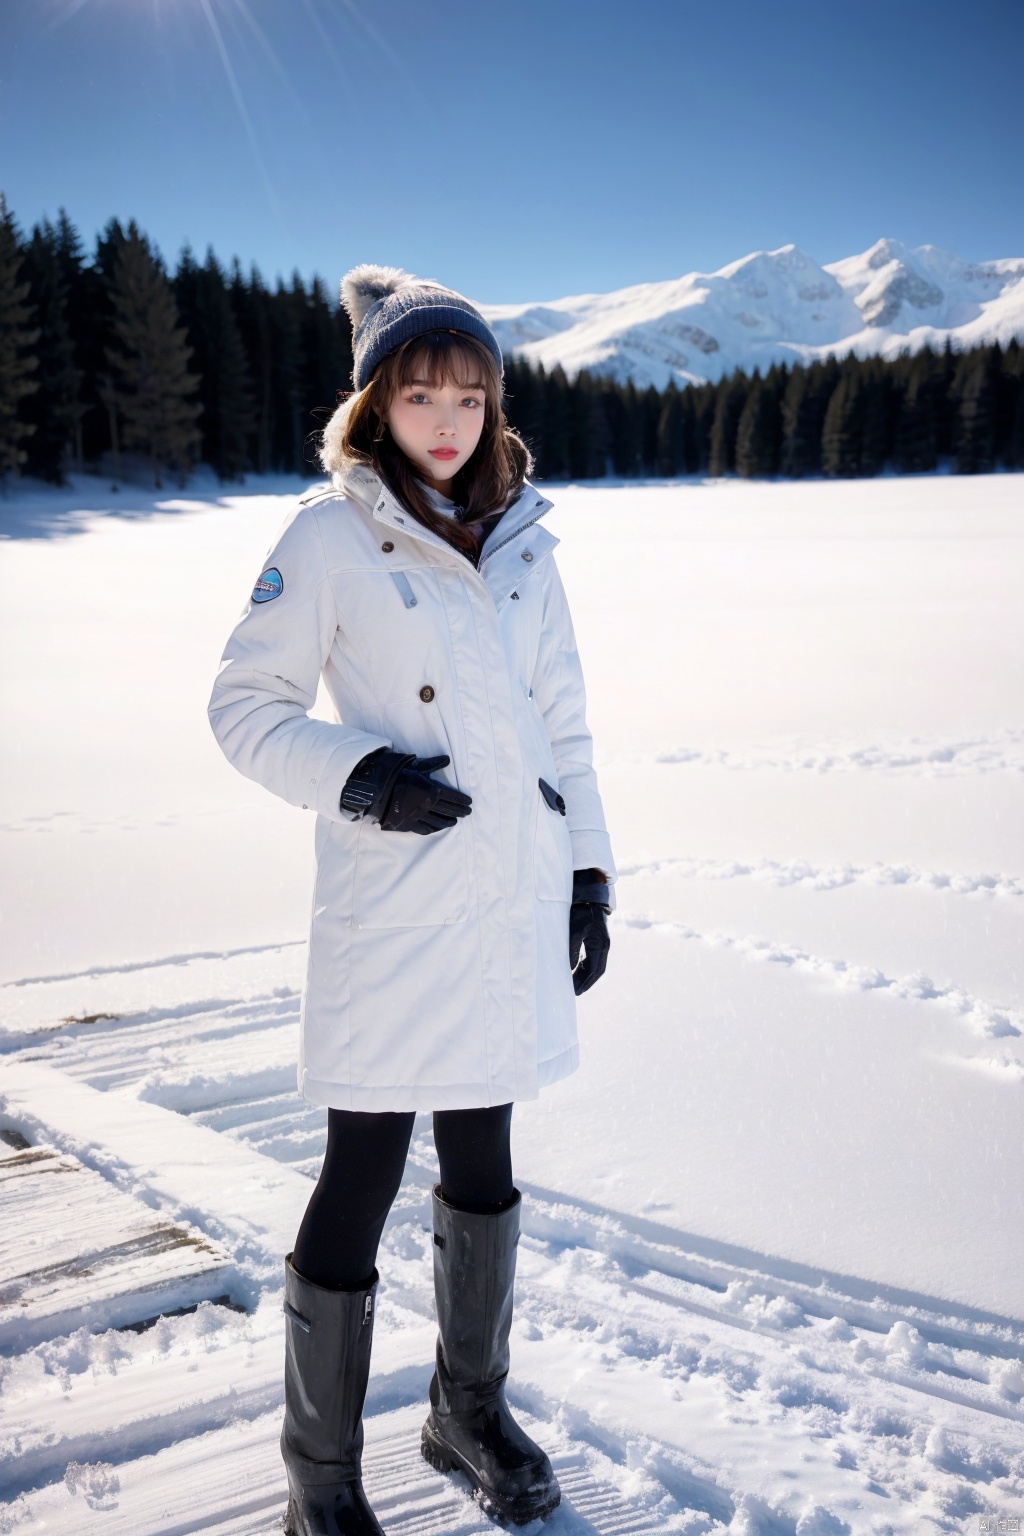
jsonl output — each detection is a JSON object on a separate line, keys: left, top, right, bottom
{"left": 251, "top": 568, "right": 284, "bottom": 604}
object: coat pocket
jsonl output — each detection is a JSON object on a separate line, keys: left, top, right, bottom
{"left": 534, "top": 777, "right": 573, "bottom": 903}
{"left": 351, "top": 700, "right": 470, "bottom": 928}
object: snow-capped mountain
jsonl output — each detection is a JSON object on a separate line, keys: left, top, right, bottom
{"left": 479, "top": 239, "right": 1024, "bottom": 388}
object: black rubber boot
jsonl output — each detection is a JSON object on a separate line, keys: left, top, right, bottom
{"left": 421, "top": 1187, "right": 560, "bottom": 1526}
{"left": 281, "top": 1255, "right": 386, "bottom": 1536}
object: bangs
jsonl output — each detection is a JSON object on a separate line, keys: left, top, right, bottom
{"left": 396, "top": 331, "right": 496, "bottom": 394}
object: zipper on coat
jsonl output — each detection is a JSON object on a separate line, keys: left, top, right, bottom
{"left": 479, "top": 510, "right": 546, "bottom": 567}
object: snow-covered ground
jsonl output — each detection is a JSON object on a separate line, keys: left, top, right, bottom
{"left": 1, "top": 471, "right": 1023, "bottom": 1534}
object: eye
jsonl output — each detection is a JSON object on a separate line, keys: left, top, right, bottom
{"left": 407, "top": 392, "right": 430, "bottom": 404}
{"left": 460, "top": 396, "right": 484, "bottom": 409}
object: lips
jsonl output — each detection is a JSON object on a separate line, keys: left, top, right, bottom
{"left": 428, "top": 448, "right": 459, "bottom": 460}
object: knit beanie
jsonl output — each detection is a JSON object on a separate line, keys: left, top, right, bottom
{"left": 341, "top": 264, "right": 503, "bottom": 391}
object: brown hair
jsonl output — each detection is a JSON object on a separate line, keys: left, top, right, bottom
{"left": 319, "top": 331, "right": 532, "bottom": 559}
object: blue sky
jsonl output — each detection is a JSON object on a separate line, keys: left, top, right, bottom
{"left": 1, "top": 0, "right": 1021, "bottom": 303}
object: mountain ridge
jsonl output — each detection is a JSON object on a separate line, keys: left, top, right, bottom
{"left": 478, "top": 239, "right": 1024, "bottom": 388}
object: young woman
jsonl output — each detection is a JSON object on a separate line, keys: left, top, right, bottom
{"left": 209, "top": 266, "right": 616, "bottom": 1534}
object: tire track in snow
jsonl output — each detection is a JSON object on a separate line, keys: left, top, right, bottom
{"left": 619, "top": 913, "right": 1024, "bottom": 1044}
{"left": 4, "top": 1404, "right": 696, "bottom": 1536}
{"left": 623, "top": 1275, "right": 1024, "bottom": 1426}
{"left": 618, "top": 855, "right": 1024, "bottom": 900}
{"left": 507, "top": 1182, "right": 1024, "bottom": 1368}
{"left": 1, "top": 941, "right": 305, "bottom": 991}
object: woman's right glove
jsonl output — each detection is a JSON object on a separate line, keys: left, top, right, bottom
{"left": 341, "top": 748, "right": 472, "bottom": 835}
{"left": 569, "top": 867, "right": 611, "bottom": 995}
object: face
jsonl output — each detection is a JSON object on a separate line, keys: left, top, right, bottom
{"left": 385, "top": 367, "right": 487, "bottom": 495}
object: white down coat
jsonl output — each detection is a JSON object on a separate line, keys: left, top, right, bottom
{"left": 208, "top": 464, "right": 616, "bottom": 1112}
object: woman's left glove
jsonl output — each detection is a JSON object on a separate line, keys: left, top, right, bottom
{"left": 569, "top": 868, "right": 611, "bottom": 995}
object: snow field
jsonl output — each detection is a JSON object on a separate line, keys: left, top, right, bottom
{"left": 2, "top": 472, "right": 1023, "bottom": 1532}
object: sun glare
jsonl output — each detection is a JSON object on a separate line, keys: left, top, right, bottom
{"left": 46, "top": 0, "right": 395, "bottom": 211}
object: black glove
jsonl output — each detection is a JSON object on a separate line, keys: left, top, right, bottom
{"left": 569, "top": 867, "right": 611, "bottom": 995}
{"left": 341, "top": 749, "right": 472, "bottom": 836}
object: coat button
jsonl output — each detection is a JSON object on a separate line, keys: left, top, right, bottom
{"left": 381, "top": 541, "right": 394, "bottom": 553}
{"left": 419, "top": 685, "right": 435, "bottom": 703}
{"left": 521, "top": 550, "right": 533, "bottom": 562}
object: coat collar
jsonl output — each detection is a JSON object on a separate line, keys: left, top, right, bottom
{"left": 335, "top": 464, "right": 558, "bottom": 610}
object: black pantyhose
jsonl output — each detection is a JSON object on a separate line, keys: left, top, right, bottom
{"left": 291, "top": 1103, "right": 514, "bottom": 1291}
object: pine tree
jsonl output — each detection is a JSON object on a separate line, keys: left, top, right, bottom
{"left": 608, "top": 379, "right": 642, "bottom": 477}
{"left": 954, "top": 346, "right": 1000, "bottom": 474}
{"left": 859, "top": 359, "right": 889, "bottom": 476}
{"left": 656, "top": 382, "right": 687, "bottom": 476}
{"left": 602, "top": 380, "right": 623, "bottom": 476}
{"left": 52, "top": 210, "right": 95, "bottom": 469}
{"left": 104, "top": 221, "right": 201, "bottom": 485}
{"left": 780, "top": 358, "right": 839, "bottom": 477}
{"left": 86, "top": 220, "right": 129, "bottom": 468}
{"left": 994, "top": 339, "right": 1022, "bottom": 467}
{"left": 268, "top": 274, "right": 308, "bottom": 472}
{"left": 894, "top": 350, "right": 940, "bottom": 473}
{"left": 301, "top": 274, "right": 353, "bottom": 471}
{"left": 175, "top": 246, "right": 253, "bottom": 480}
{"left": 708, "top": 371, "right": 749, "bottom": 476}
{"left": 637, "top": 385, "right": 659, "bottom": 473}
{"left": 566, "top": 370, "right": 608, "bottom": 479}
{"left": 502, "top": 357, "right": 545, "bottom": 470}
{"left": 779, "top": 366, "right": 810, "bottom": 476}
{"left": 935, "top": 338, "right": 957, "bottom": 460}
{"left": 0, "top": 194, "right": 39, "bottom": 478}
{"left": 541, "top": 366, "right": 570, "bottom": 479}
{"left": 21, "top": 218, "right": 83, "bottom": 482}
{"left": 812, "top": 358, "right": 843, "bottom": 462}
{"left": 688, "top": 382, "right": 716, "bottom": 473}
{"left": 735, "top": 373, "right": 781, "bottom": 477}
{"left": 821, "top": 363, "right": 864, "bottom": 477}
{"left": 231, "top": 262, "right": 274, "bottom": 473}
{"left": 1001, "top": 340, "right": 1024, "bottom": 469}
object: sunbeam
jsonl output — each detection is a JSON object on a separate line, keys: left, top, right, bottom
{"left": 220, "top": 0, "right": 317, "bottom": 132}
{"left": 45, "top": 0, "right": 103, "bottom": 31}
{"left": 195, "top": 0, "right": 280, "bottom": 211}
{"left": 335, "top": 0, "right": 406, "bottom": 75}
{"left": 37, "top": 0, "right": 423, "bottom": 205}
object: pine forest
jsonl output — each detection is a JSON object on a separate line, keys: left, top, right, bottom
{"left": 1, "top": 197, "right": 1022, "bottom": 488}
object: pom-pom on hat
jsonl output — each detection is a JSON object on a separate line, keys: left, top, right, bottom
{"left": 341, "top": 264, "right": 503, "bottom": 391}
